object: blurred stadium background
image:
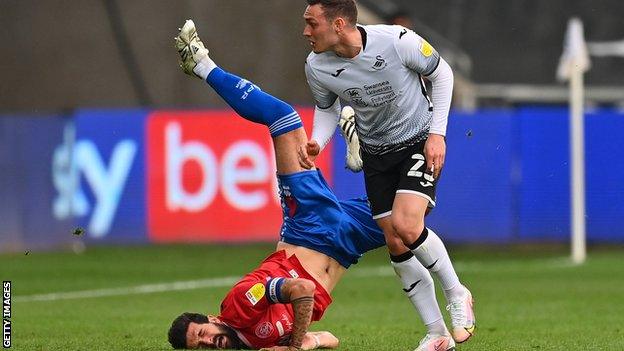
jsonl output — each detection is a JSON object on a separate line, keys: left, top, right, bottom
{"left": 1, "top": 1, "right": 623, "bottom": 350}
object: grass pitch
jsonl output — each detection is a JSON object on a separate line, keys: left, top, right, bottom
{"left": 2, "top": 244, "right": 623, "bottom": 350}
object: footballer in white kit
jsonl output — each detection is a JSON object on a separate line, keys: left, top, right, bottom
{"left": 302, "top": 2, "right": 474, "bottom": 350}
{"left": 305, "top": 24, "right": 441, "bottom": 152}
{"left": 305, "top": 23, "right": 446, "bottom": 217}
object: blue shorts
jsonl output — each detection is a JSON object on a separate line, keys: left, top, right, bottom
{"left": 277, "top": 170, "right": 385, "bottom": 268}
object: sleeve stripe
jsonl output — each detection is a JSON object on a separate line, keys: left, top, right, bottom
{"left": 423, "top": 56, "right": 441, "bottom": 77}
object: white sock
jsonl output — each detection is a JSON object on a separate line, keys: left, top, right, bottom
{"left": 193, "top": 56, "right": 217, "bottom": 80}
{"left": 391, "top": 256, "right": 447, "bottom": 335}
{"left": 411, "top": 227, "right": 464, "bottom": 302}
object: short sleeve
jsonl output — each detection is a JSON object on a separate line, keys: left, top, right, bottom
{"left": 394, "top": 27, "right": 440, "bottom": 76}
{"left": 305, "top": 59, "right": 338, "bottom": 109}
{"left": 220, "top": 280, "right": 270, "bottom": 327}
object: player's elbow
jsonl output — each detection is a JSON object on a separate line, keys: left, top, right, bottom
{"left": 290, "top": 278, "right": 316, "bottom": 299}
{"left": 428, "top": 57, "right": 454, "bottom": 84}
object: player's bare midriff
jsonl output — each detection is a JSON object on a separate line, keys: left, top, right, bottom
{"left": 275, "top": 241, "right": 346, "bottom": 293}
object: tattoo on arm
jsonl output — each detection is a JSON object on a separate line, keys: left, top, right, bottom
{"left": 289, "top": 296, "right": 315, "bottom": 349}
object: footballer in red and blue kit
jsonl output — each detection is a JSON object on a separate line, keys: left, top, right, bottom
{"left": 212, "top": 169, "right": 386, "bottom": 349}
{"left": 170, "top": 19, "right": 389, "bottom": 349}
{"left": 277, "top": 169, "right": 386, "bottom": 269}
{"left": 218, "top": 250, "right": 332, "bottom": 349}
{"left": 202, "top": 64, "right": 386, "bottom": 348}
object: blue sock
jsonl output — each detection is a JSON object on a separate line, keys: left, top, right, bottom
{"left": 206, "top": 67, "right": 303, "bottom": 137}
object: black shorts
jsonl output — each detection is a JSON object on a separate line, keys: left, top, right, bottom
{"left": 361, "top": 141, "right": 438, "bottom": 219}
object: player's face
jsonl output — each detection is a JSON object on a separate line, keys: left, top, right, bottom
{"left": 303, "top": 5, "right": 339, "bottom": 53}
{"left": 185, "top": 322, "right": 235, "bottom": 349}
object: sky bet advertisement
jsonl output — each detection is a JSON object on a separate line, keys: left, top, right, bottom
{"left": 146, "top": 109, "right": 332, "bottom": 242}
{"left": 0, "top": 107, "right": 623, "bottom": 252}
{"left": 45, "top": 107, "right": 333, "bottom": 245}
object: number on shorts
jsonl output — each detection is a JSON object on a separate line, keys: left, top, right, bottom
{"left": 407, "top": 153, "right": 434, "bottom": 186}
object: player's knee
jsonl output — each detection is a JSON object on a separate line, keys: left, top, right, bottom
{"left": 391, "top": 215, "right": 425, "bottom": 243}
{"left": 270, "top": 99, "right": 296, "bottom": 118}
{"left": 266, "top": 101, "right": 302, "bottom": 137}
{"left": 385, "top": 234, "right": 408, "bottom": 255}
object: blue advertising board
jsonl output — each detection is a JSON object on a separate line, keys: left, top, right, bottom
{"left": 428, "top": 109, "right": 516, "bottom": 243}
{"left": 0, "top": 115, "right": 75, "bottom": 251}
{"left": 516, "top": 108, "right": 571, "bottom": 241}
{"left": 585, "top": 109, "right": 624, "bottom": 242}
{"left": 70, "top": 109, "right": 148, "bottom": 244}
{"left": 1, "top": 107, "right": 623, "bottom": 253}
{"left": 332, "top": 107, "right": 624, "bottom": 243}
{"left": 516, "top": 107, "right": 624, "bottom": 242}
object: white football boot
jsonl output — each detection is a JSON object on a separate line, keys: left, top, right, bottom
{"left": 414, "top": 333, "right": 456, "bottom": 351}
{"left": 446, "top": 285, "right": 476, "bottom": 343}
{"left": 338, "top": 106, "right": 363, "bottom": 172}
{"left": 174, "top": 19, "right": 209, "bottom": 78}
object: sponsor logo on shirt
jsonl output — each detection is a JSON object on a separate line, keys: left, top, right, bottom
{"left": 420, "top": 40, "right": 434, "bottom": 57}
{"left": 288, "top": 269, "right": 299, "bottom": 278}
{"left": 343, "top": 88, "right": 368, "bottom": 107}
{"left": 276, "top": 321, "right": 285, "bottom": 336}
{"left": 245, "top": 283, "right": 266, "bottom": 306}
{"left": 344, "top": 80, "right": 398, "bottom": 108}
{"left": 364, "top": 81, "right": 393, "bottom": 97}
{"left": 280, "top": 313, "right": 293, "bottom": 329}
{"left": 255, "top": 321, "right": 274, "bottom": 338}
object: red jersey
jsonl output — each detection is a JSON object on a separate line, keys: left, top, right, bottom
{"left": 218, "top": 250, "right": 332, "bottom": 349}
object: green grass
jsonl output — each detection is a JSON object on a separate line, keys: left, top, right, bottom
{"left": 2, "top": 244, "right": 624, "bottom": 350}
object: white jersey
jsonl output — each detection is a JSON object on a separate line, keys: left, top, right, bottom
{"left": 305, "top": 24, "right": 441, "bottom": 154}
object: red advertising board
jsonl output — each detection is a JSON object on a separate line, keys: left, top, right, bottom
{"left": 147, "top": 108, "right": 333, "bottom": 242}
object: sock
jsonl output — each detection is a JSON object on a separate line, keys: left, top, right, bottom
{"left": 203, "top": 66, "right": 302, "bottom": 137}
{"left": 391, "top": 253, "right": 447, "bottom": 335}
{"left": 193, "top": 56, "right": 218, "bottom": 80}
{"left": 409, "top": 227, "right": 464, "bottom": 302}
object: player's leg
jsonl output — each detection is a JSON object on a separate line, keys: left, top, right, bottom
{"left": 358, "top": 156, "right": 449, "bottom": 347}
{"left": 392, "top": 143, "right": 475, "bottom": 343}
{"left": 176, "top": 20, "right": 301, "bottom": 136}
{"left": 336, "top": 199, "right": 454, "bottom": 351}
{"left": 415, "top": 227, "right": 474, "bottom": 344}
{"left": 175, "top": 20, "right": 309, "bottom": 175}
{"left": 378, "top": 218, "right": 451, "bottom": 336}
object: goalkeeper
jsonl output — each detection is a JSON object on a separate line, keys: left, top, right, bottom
{"left": 168, "top": 20, "right": 389, "bottom": 350}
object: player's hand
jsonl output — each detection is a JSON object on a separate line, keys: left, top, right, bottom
{"left": 298, "top": 140, "right": 320, "bottom": 169}
{"left": 424, "top": 133, "right": 446, "bottom": 179}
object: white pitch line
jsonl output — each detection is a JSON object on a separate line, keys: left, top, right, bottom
{"left": 14, "top": 257, "right": 573, "bottom": 303}
{"left": 14, "top": 277, "right": 240, "bottom": 303}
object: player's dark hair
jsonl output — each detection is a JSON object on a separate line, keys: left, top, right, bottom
{"left": 168, "top": 312, "right": 209, "bottom": 349}
{"left": 306, "top": 0, "right": 358, "bottom": 26}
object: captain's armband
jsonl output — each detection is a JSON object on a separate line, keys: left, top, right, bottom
{"left": 267, "top": 277, "right": 287, "bottom": 304}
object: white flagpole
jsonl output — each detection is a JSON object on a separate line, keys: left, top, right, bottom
{"left": 557, "top": 18, "right": 590, "bottom": 264}
{"left": 569, "top": 64, "right": 586, "bottom": 264}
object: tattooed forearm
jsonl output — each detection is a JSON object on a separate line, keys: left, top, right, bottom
{"left": 290, "top": 296, "right": 315, "bottom": 349}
